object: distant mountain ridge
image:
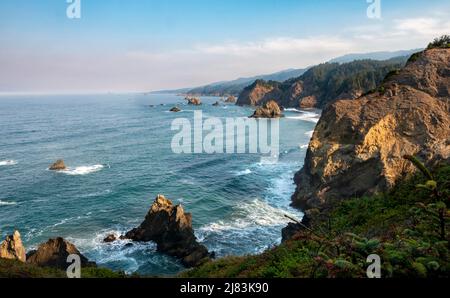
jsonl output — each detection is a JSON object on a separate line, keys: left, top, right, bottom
{"left": 151, "top": 49, "right": 420, "bottom": 97}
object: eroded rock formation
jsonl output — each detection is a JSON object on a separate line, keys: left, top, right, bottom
{"left": 0, "top": 231, "right": 26, "bottom": 262}
{"left": 124, "top": 195, "right": 212, "bottom": 267}
{"left": 49, "top": 160, "right": 66, "bottom": 171}
{"left": 250, "top": 100, "right": 283, "bottom": 118}
{"left": 27, "top": 237, "right": 95, "bottom": 269}
{"left": 292, "top": 48, "right": 450, "bottom": 211}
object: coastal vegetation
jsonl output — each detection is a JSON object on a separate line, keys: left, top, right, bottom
{"left": 182, "top": 162, "right": 449, "bottom": 278}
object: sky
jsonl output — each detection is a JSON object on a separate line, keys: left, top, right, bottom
{"left": 0, "top": 0, "right": 449, "bottom": 94}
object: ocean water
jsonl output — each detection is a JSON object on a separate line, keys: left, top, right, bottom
{"left": 0, "top": 93, "right": 319, "bottom": 275}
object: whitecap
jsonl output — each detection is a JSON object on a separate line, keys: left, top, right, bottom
{"left": 234, "top": 169, "right": 252, "bottom": 176}
{"left": 300, "top": 144, "right": 309, "bottom": 149}
{"left": 0, "top": 160, "right": 17, "bottom": 166}
{"left": 0, "top": 200, "right": 17, "bottom": 206}
{"left": 285, "top": 114, "right": 319, "bottom": 123}
{"left": 59, "top": 164, "right": 104, "bottom": 176}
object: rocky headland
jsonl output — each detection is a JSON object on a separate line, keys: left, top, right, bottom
{"left": 292, "top": 48, "right": 449, "bottom": 211}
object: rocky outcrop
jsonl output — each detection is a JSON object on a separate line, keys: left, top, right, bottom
{"left": 292, "top": 48, "right": 450, "bottom": 211}
{"left": 103, "top": 234, "right": 117, "bottom": 243}
{"left": 225, "top": 96, "right": 237, "bottom": 103}
{"left": 0, "top": 231, "right": 26, "bottom": 262}
{"left": 250, "top": 100, "right": 283, "bottom": 118}
{"left": 170, "top": 106, "right": 181, "bottom": 112}
{"left": 212, "top": 101, "right": 220, "bottom": 106}
{"left": 186, "top": 97, "right": 202, "bottom": 105}
{"left": 27, "top": 238, "right": 95, "bottom": 269}
{"left": 237, "top": 80, "right": 284, "bottom": 106}
{"left": 124, "top": 195, "right": 212, "bottom": 267}
{"left": 49, "top": 160, "right": 66, "bottom": 171}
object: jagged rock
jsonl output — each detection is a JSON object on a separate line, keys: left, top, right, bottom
{"left": 299, "top": 96, "right": 317, "bottom": 109}
{"left": 186, "top": 97, "right": 202, "bottom": 105}
{"left": 0, "top": 231, "right": 26, "bottom": 262}
{"left": 49, "top": 159, "right": 66, "bottom": 171}
{"left": 225, "top": 96, "right": 237, "bottom": 103}
{"left": 237, "top": 80, "right": 284, "bottom": 106}
{"left": 292, "top": 48, "right": 450, "bottom": 211}
{"left": 124, "top": 195, "right": 212, "bottom": 267}
{"left": 103, "top": 234, "right": 117, "bottom": 243}
{"left": 170, "top": 106, "right": 181, "bottom": 112}
{"left": 250, "top": 100, "right": 283, "bottom": 118}
{"left": 26, "top": 237, "right": 96, "bottom": 269}
{"left": 212, "top": 101, "right": 220, "bottom": 106}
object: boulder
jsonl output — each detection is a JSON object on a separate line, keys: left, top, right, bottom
{"left": 103, "top": 234, "right": 117, "bottom": 243}
{"left": 124, "top": 195, "right": 212, "bottom": 267}
{"left": 186, "top": 97, "right": 202, "bottom": 105}
{"left": 0, "top": 231, "right": 26, "bottom": 262}
{"left": 225, "top": 96, "right": 237, "bottom": 103}
{"left": 26, "top": 237, "right": 96, "bottom": 269}
{"left": 250, "top": 100, "right": 283, "bottom": 118}
{"left": 49, "top": 160, "right": 66, "bottom": 171}
{"left": 292, "top": 48, "right": 450, "bottom": 211}
{"left": 212, "top": 101, "right": 220, "bottom": 106}
{"left": 170, "top": 106, "right": 181, "bottom": 112}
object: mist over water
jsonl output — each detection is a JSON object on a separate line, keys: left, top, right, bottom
{"left": 0, "top": 93, "right": 318, "bottom": 275}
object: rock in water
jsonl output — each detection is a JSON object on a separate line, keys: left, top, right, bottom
{"left": 292, "top": 48, "right": 450, "bottom": 211}
{"left": 26, "top": 237, "right": 96, "bottom": 269}
{"left": 186, "top": 97, "right": 202, "bottom": 105}
{"left": 49, "top": 159, "right": 66, "bottom": 171}
{"left": 225, "top": 96, "right": 237, "bottom": 103}
{"left": 125, "top": 195, "right": 212, "bottom": 267}
{"left": 103, "top": 234, "right": 117, "bottom": 243}
{"left": 250, "top": 100, "right": 283, "bottom": 118}
{"left": 212, "top": 101, "right": 220, "bottom": 106}
{"left": 0, "top": 231, "right": 26, "bottom": 262}
{"left": 170, "top": 106, "right": 181, "bottom": 112}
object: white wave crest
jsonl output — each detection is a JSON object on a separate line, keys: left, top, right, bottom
{"left": 234, "top": 169, "right": 252, "bottom": 176}
{"left": 0, "top": 200, "right": 17, "bottom": 206}
{"left": 285, "top": 113, "right": 320, "bottom": 123}
{"left": 59, "top": 165, "right": 105, "bottom": 176}
{"left": 0, "top": 160, "right": 17, "bottom": 166}
{"left": 305, "top": 130, "right": 314, "bottom": 138}
{"left": 199, "top": 198, "right": 300, "bottom": 234}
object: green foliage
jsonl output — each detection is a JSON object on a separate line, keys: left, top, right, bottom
{"left": 427, "top": 35, "right": 450, "bottom": 49}
{"left": 183, "top": 164, "right": 450, "bottom": 278}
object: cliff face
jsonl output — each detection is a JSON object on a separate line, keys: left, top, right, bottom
{"left": 292, "top": 48, "right": 450, "bottom": 210}
{"left": 236, "top": 57, "right": 407, "bottom": 109}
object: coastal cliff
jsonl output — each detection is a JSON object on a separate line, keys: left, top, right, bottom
{"left": 292, "top": 48, "right": 450, "bottom": 211}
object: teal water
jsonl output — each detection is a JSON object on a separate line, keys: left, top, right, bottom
{"left": 0, "top": 93, "right": 318, "bottom": 275}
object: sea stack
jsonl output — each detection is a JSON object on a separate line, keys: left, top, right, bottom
{"left": 170, "top": 106, "right": 181, "bottom": 112}
{"left": 250, "top": 100, "right": 283, "bottom": 118}
{"left": 186, "top": 97, "right": 202, "bottom": 105}
{"left": 124, "top": 195, "right": 212, "bottom": 267}
{"left": 49, "top": 159, "right": 67, "bottom": 171}
{"left": 0, "top": 231, "right": 26, "bottom": 262}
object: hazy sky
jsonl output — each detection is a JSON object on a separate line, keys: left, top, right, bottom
{"left": 0, "top": 0, "right": 449, "bottom": 93}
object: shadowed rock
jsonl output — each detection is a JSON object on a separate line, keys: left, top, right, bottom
{"left": 0, "top": 231, "right": 26, "bottom": 262}
{"left": 124, "top": 195, "right": 212, "bottom": 267}
{"left": 49, "top": 160, "right": 66, "bottom": 171}
{"left": 26, "top": 237, "right": 96, "bottom": 269}
{"left": 250, "top": 100, "right": 283, "bottom": 118}
{"left": 170, "top": 106, "right": 181, "bottom": 112}
{"left": 186, "top": 97, "right": 202, "bottom": 105}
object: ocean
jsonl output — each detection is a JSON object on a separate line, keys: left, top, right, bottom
{"left": 0, "top": 93, "right": 319, "bottom": 275}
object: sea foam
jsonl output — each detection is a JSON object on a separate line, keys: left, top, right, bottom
{"left": 59, "top": 164, "right": 105, "bottom": 176}
{"left": 0, "top": 160, "right": 18, "bottom": 166}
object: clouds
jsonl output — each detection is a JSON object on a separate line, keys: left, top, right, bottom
{"left": 1, "top": 8, "right": 449, "bottom": 93}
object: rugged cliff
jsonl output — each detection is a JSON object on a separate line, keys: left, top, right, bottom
{"left": 292, "top": 48, "right": 450, "bottom": 210}
{"left": 236, "top": 57, "right": 408, "bottom": 109}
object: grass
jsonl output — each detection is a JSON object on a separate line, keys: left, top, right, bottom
{"left": 0, "top": 259, "right": 128, "bottom": 278}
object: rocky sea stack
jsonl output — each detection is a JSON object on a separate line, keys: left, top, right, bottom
{"left": 26, "top": 237, "right": 96, "bottom": 269}
{"left": 293, "top": 48, "right": 450, "bottom": 211}
{"left": 49, "top": 159, "right": 66, "bottom": 171}
{"left": 0, "top": 231, "right": 26, "bottom": 262}
{"left": 170, "top": 106, "right": 181, "bottom": 112}
{"left": 125, "top": 195, "right": 212, "bottom": 267}
{"left": 250, "top": 100, "right": 283, "bottom": 118}
{"left": 186, "top": 97, "right": 202, "bottom": 105}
